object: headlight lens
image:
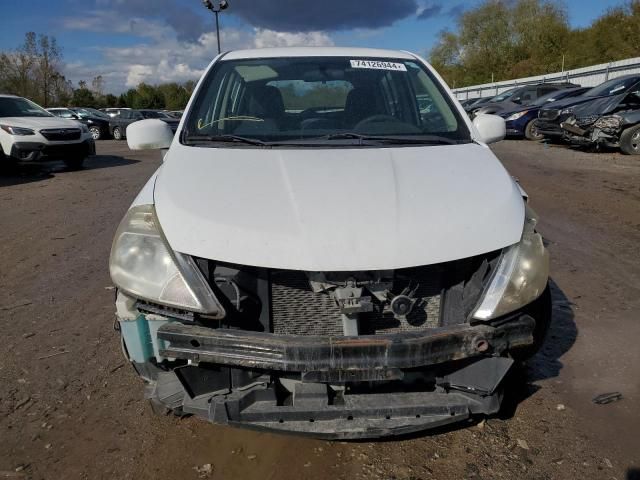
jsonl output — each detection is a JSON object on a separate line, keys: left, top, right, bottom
{"left": 1, "top": 125, "right": 35, "bottom": 135}
{"left": 560, "top": 108, "right": 574, "bottom": 116}
{"left": 506, "top": 110, "right": 528, "bottom": 121}
{"left": 473, "top": 206, "right": 549, "bottom": 320}
{"left": 109, "top": 205, "right": 225, "bottom": 316}
{"left": 594, "top": 116, "right": 622, "bottom": 130}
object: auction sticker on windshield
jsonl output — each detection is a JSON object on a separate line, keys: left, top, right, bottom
{"left": 350, "top": 60, "right": 407, "bottom": 72}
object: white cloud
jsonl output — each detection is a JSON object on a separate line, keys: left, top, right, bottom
{"left": 59, "top": 16, "right": 335, "bottom": 93}
{"left": 253, "top": 29, "right": 334, "bottom": 48}
{"left": 126, "top": 65, "right": 154, "bottom": 87}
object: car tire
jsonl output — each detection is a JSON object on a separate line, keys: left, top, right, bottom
{"left": 509, "top": 285, "right": 552, "bottom": 361}
{"left": 113, "top": 127, "right": 123, "bottom": 140}
{"left": 89, "top": 126, "right": 101, "bottom": 141}
{"left": 620, "top": 124, "right": 640, "bottom": 155}
{"left": 524, "top": 120, "right": 543, "bottom": 141}
{"left": 64, "top": 156, "right": 86, "bottom": 170}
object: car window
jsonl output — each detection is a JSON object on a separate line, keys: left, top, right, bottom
{"left": 0, "top": 97, "right": 53, "bottom": 117}
{"left": 140, "top": 111, "right": 162, "bottom": 119}
{"left": 514, "top": 88, "right": 536, "bottom": 104}
{"left": 54, "top": 109, "right": 76, "bottom": 118}
{"left": 184, "top": 56, "right": 469, "bottom": 145}
{"left": 623, "top": 88, "right": 640, "bottom": 107}
{"left": 119, "top": 111, "right": 131, "bottom": 119}
{"left": 537, "top": 86, "right": 557, "bottom": 97}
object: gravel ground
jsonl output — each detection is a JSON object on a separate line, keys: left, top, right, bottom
{"left": 0, "top": 140, "right": 638, "bottom": 480}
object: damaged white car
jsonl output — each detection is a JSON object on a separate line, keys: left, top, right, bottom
{"left": 110, "top": 47, "right": 551, "bottom": 439}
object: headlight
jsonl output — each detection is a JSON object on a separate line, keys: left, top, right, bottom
{"left": 506, "top": 110, "right": 528, "bottom": 121}
{"left": 594, "top": 116, "right": 622, "bottom": 130}
{"left": 109, "top": 204, "right": 225, "bottom": 316}
{"left": 473, "top": 206, "right": 549, "bottom": 320}
{"left": 1, "top": 125, "right": 35, "bottom": 135}
{"left": 560, "top": 108, "right": 574, "bottom": 116}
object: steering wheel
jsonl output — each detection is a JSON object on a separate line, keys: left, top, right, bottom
{"left": 354, "top": 114, "right": 401, "bottom": 131}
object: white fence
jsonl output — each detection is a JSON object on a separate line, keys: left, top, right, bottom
{"left": 452, "top": 57, "right": 640, "bottom": 100}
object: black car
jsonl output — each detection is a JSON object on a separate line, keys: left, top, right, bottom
{"left": 537, "top": 74, "right": 640, "bottom": 142}
{"left": 560, "top": 92, "right": 640, "bottom": 155}
{"left": 47, "top": 107, "right": 111, "bottom": 141}
{"left": 109, "top": 110, "right": 180, "bottom": 140}
{"left": 469, "top": 83, "right": 579, "bottom": 118}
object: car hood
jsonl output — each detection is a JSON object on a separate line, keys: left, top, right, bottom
{"left": 0, "top": 116, "right": 83, "bottom": 129}
{"left": 539, "top": 94, "right": 610, "bottom": 113}
{"left": 572, "top": 94, "right": 625, "bottom": 117}
{"left": 154, "top": 143, "right": 525, "bottom": 271}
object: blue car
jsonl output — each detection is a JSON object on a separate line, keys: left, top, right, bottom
{"left": 500, "top": 88, "right": 589, "bottom": 140}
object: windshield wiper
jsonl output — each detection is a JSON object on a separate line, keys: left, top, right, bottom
{"left": 320, "top": 133, "right": 462, "bottom": 145}
{"left": 183, "top": 134, "right": 268, "bottom": 146}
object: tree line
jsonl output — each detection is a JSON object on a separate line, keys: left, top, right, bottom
{"left": 429, "top": 0, "right": 640, "bottom": 88}
{"left": 0, "top": 32, "right": 195, "bottom": 110}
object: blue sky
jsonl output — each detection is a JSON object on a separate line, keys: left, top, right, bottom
{"left": 0, "top": 0, "right": 627, "bottom": 93}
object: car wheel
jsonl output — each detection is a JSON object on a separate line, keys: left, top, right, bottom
{"left": 64, "top": 156, "right": 86, "bottom": 170}
{"left": 620, "top": 124, "right": 640, "bottom": 155}
{"left": 113, "top": 127, "right": 123, "bottom": 140}
{"left": 524, "top": 119, "right": 543, "bottom": 141}
{"left": 89, "top": 126, "right": 101, "bottom": 141}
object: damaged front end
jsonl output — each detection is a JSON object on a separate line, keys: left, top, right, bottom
{"left": 111, "top": 205, "right": 550, "bottom": 439}
{"left": 561, "top": 114, "right": 625, "bottom": 149}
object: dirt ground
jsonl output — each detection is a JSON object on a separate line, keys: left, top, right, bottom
{"left": 1, "top": 140, "right": 639, "bottom": 480}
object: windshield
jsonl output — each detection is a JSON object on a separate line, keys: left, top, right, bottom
{"left": 50, "top": 108, "right": 77, "bottom": 118}
{"left": 0, "top": 97, "right": 52, "bottom": 118}
{"left": 586, "top": 76, "right": 640, "bottom": 97}
{"left": 183, "top": 56, "right": 470, "bottom": 146}
{"left": 489, "top": 88, "right": 518, "bottom": 103}
{"left": 140, "top": 111, "right": 164, "bottom": 119}
{"left": 73, "top": 108, "right": 110, "bottom": 119}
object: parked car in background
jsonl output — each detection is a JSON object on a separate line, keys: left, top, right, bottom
{"left": 101, "top": 107, "right": 131, "bottom": 118}
{"left": 48, "top": 107, "right": 111, "bottom": 140}
{"left": 537, "top": 74, "right": 640, "bottom": 142}
{"left": 1, "top": 95, "right": 94, "bottom": 169}
{"left": 469, "top": 83, "right": 579, "bottom": 118}
{"left": 560, "top": 86, "right": 640, "bottom": 154}
{"left": 109, "top": 110, "right": 180, "bottom": 140}
{"left": 110, "top": 47, "right": 551, "bottom": 439}
{"left": 499, "top": 87, "right": 590, "bottom": 140}
{"left": 167, "top": 110, "right": 184, "bottom": 119}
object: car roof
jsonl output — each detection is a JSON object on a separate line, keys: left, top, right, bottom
{"left": 223, "top": 47, "right": 417, "bottom": 61}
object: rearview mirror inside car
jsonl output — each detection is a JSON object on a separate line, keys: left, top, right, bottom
{"left": 127, "top": 119, "right": 174, "bottom": 150}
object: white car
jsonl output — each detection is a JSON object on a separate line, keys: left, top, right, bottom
{"left": 0, "top": 95, "right": 95, "bottom": 169}
{"left": 110, "top": 47, "right": 551, "bottom": 439}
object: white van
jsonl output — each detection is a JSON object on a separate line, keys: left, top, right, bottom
{"left": 109, "top": 47, "right": 550, "bottom": 439}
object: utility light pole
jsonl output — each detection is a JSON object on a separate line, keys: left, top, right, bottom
{"left": 202, "top": 0, "right": 229, "bottom": 54}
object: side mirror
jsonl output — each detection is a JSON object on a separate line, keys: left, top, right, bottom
{"left": 127, "top": 119, "right": 174, "bottom": 150}
{"left": 473, "top": 114, "right": 506, "bottom": 145}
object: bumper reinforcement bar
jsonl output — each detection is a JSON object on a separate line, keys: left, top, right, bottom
{"left": 157, "top": 316, "right": 535, "bottom": 371}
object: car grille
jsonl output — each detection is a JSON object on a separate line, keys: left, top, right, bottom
{"left": 40, "top": 128, "right": 81, "bottom": 141}
{"left": 538, "top": 109, "right": 559, "bottom": 121}
{"left": 270, "top": 267, "right": 443, "bottom": 337}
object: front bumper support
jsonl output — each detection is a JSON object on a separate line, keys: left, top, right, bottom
{"left": 157, "top": 316, "right": 534, "bottom": 372}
